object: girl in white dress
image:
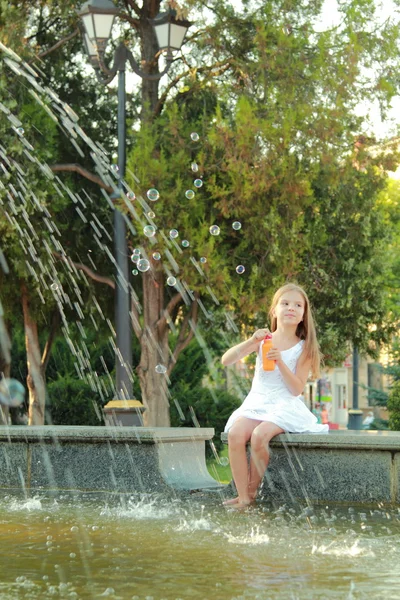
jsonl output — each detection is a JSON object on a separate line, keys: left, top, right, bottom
{"left": 222, "top": 283, "right": 328, "bottom": 507}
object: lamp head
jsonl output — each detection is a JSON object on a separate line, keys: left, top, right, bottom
{"left": 77, "top": 0, "right": 118, "bottom": 57}
{"left": 149, "top": 8, "right": 191, "bottom": 59}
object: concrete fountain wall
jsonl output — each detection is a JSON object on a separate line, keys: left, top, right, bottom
{"left": 1, "top": 426, "right": 400, "bottom": 505}
{"left": 222, "top": 430, "right": 400, "bottom": 505}
{"left": 0, "top": 426, "right": 223, "bottom": 496}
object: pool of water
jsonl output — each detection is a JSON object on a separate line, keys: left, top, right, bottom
{"left": 0, "top": 492, "right": 399, "bottom": 600}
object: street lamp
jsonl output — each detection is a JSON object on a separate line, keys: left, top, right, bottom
{"left": 77, "top": 0, "right": 191, "bottom": 421}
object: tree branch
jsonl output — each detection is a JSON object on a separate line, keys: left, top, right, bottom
{"left": 167, "top": 294, "right": 199, "bottom": 375}
{"left": 50, "top": 164, "right": 113, "bottom": 192}
{"left": 35, "top": 28, "right": 80, "bottom": 60}
{"left": 156, "top": 292, "right": 183, "bottom": 336}
{"left": 53, "top": 252, "right": 115, "bottom": 289}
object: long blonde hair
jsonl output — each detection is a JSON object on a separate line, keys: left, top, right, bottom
{"left": 268, "top": 283, "right": 321, "bottom": 379}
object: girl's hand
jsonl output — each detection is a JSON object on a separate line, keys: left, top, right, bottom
{"left": 250, "top": 329, "right": 271, "bottom": 344}
{"left": 267, "top": 347, "right": 282, "bottom": 364}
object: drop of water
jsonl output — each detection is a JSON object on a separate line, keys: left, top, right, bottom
{"left": 182, "top": 240, "right": 190, "bottom": 248}
{"left": 236, "top": 265, "right": 245, "bottom": 274}
{"left": 191, "top": 162, "right": 199, "bottom": 172}
{"left": 167, "top": 276, "right": 176, "bottom": 286}
{"left": 137, "top": 259, "right": 150, "bottom": 272}
{"left": 152, "top": 252, "right": 161, "bottom": 260}
{"left": 143, "top": 225, "right": 156, "bottom": 238}
{"left": 194, "top": 179, "right": 203, "bottom": 188}
{"left": 209, "top": 225, "right": 220, "bottom": 236}
{"left": 147, "top": 188, "right": 159, "bottom": 202}
{"left": 147, "top": 211, "right": 155, "bottom": 219}
{"left": 232, "top": 221, "right": 242, "bottom": 230}
{"left": 132, "top": 269, "right": 138, "bottom": 276}
{"left": 155, "top": 364, "right": 167, "bottom": 374}
{"left": 190, "top": 132, "right": 200, "bottom": 141}
{"left": 199, "top": 257, "right": 207, "bottom": 263}
{"left": 185, "top": 190, "right": 195, "bottom": 200}
{"left": 169, "top": 229, "right": 179, "bottom": 239}
{"left": 16, "top": 126, "right": 24, "bottom": 136}
{"left": 126, "top": 191, "right": 135, "bottom": 200}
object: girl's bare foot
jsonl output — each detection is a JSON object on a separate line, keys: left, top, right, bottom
{"left": 223, "top": 496, "right": 256, "bottom": 507}
{"left": 222, "top": 497, "right": 240, "bottom": 506}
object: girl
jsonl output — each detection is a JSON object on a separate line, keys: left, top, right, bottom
{"left": 222, "top": 283, "right": 328, "bottom": 507}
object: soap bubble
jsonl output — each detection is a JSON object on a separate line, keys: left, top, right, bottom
{"left": 0, "top": 379, "right": 25, "bottom": 407}
{"left": 152, "top": 252, "right": 161, "bottom": 260}
{"left": 137, "top": 258, "right": 150, "bottom": 272}
{"left": 132, "top": 269, "right": 138, "bottom": 276}
{"left": 191, "top": 162, "right": 199, "bottom": 172}
{"left": 219, "top": 456, "right": 229, "bottom": 467}
{"left": 199, "top": 257, "right": 207, "bottom": 264}
{"left": 236, "top": 265, "right": 245, "bottom": 274}
{"left": 185, "top": 190, "right": 195, "bottom": 200}
{"left": 132, "top": 248, "right": 140, "bottom": 254}
{"left": 50, "top": 283, "right": 58, "bottom": 291}
{"left": 126, "top": 191, "right": 135, "bottom": 200}
{"left": 155, "top": 364, "right": 167, "bottom": 374}
{"left": 111, "top": 164, "right": 119, "bottom": 172}
{"left": 147, "top": 211, "right": 155, "bottom": 219}
{"left": 131, "top": 252, "right": 140, "bottom": 263}
{"left": 232, "top": 221, "right": 242, "bottom": 230}
{"left": 169, "top": 229, "right": 179, "bottom": 239}
{"left": 190, "top": 132, "right": 200, "bottom": 141}
{"left": 167, "top": 276, "right": 177, "bottom": 286}
{"left": 143, "top": 225, "right": 156, "bottom": 238}
{"left": 182, "top": 240, "right": 190, "bottom": 248}
{"left": 209, "top": 225, "right": 220, "bottom": 236}
{"left": 16, "top": 126, "right": 24, "bottom": 136}
{"left": 147, "top": 188, "right": 159, "bottom": 202}
{"left": 194, "top": 179, "right": 203, "bottom": 188}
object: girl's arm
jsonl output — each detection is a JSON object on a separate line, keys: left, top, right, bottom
{"left": 221, "top": 328, "right": 270, "bottom": 366}
{"left": 267, "top": 347, "right": 311, "bottom": 396}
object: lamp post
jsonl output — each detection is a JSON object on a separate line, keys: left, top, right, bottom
{"left": 77, "top": 0, "right": 191, "bottom": 414}
{"left": 348, "top": 346, "right": 363, "bottom": 430}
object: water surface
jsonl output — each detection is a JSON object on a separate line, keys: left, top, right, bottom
{"left": 0, "top": 493, "right": 399, "bottom": 599}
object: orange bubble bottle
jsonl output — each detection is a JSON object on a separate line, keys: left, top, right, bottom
{"left": 262, "top": 334, "right": 275, "bottom": 371}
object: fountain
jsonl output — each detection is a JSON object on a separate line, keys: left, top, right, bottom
{"left": 0, "top": 38, "right": 400, "bottom": 600}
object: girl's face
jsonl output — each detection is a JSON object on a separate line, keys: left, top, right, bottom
{"left": 273, "top": 290, "right": 305, "bottom": 327}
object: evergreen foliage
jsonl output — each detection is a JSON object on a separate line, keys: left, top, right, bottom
{"left": 388, "top": 380, "right": 400, "bottom": 431}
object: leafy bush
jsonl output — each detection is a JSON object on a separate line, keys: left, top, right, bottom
{"left": 388, "top": 380, "right": 400, "bottom": 431}
{"left": 46, "top": 375, "right": 104, "bottom": 426}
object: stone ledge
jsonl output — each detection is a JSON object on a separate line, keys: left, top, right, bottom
{"left": 221, "top": 430, "right": 400, "bottom": 451}
{"left": 0, "top": 425, "right": 215, "bottom": 444}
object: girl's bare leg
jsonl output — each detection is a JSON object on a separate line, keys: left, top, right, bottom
{"left": 224, "top": 417, "right": 261, "bottom": 506}
{"left": 248, "top": 422, "right": 284, "bottom": 501}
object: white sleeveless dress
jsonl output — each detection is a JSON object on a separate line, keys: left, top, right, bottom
{"left": 224, "top": 340, "right": 329, "bottom": 434}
